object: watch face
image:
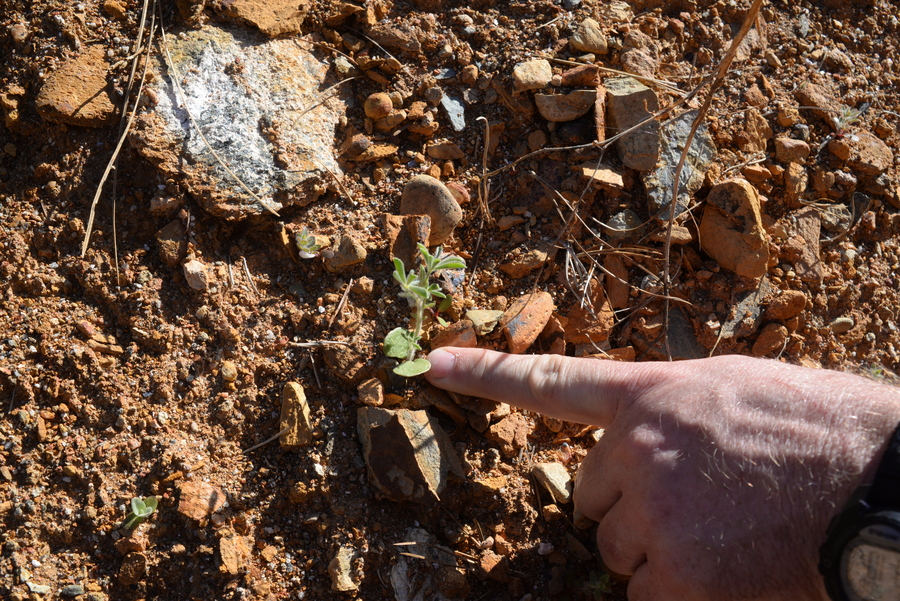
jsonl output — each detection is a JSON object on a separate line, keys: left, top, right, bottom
{"left": 842, "top": 524, "right": 900, "bottom": 601}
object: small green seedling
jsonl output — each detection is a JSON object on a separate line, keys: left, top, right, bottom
{"left": 581, "top": 570, "right": 612, "bottom": 600}
{"left": 122, "top": 496, "right": 158, "bottom": 530}
{"left": 294, "top": 226, "right": 322, "bottom": 259}
{"left": 384, "top": 244, "right": 465, "bottom": 377}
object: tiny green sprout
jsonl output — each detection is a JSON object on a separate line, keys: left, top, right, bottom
{"left": 581, "top": 570, "right": 611, "bottom": 600}
{"left": 384, "top": 244, "right": 465, "bottom": 377}
{"left": 294, "top": 226, "right": 322, "bottom": 259}
{"left": 832, "top": 104, "right": 868, "bottom": 136}
{"left": 122, "top": 496, "right": 158, "bottom": 530}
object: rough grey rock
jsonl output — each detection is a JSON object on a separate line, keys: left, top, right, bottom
{"left": 605, "top": 209, "right": 643, "bottom": 239}
{"left": 441, "top": 94, "right": 466, "bottom": 131}
{"left": 131, "top": 25, "right": 348, "bottom": 219}
{"left": 390, "top": 528, "right": 457, "bottom": 601}
{"left": 643, "top": 110, "right": 717, "bottom": 218}
{"left": 533, "top": 462, "right": 572, "bottom": 504}
{"left": 720, "top": 277, "right": 774, "bottom": 340}
{"left": 357, "top": 407, "right": 463, "bottom": 504}
{"left": 605, "top": 77, "right": 660, "bottom": 171}
{"left": 400, "top": 175, "right": 463, "bottom": 245}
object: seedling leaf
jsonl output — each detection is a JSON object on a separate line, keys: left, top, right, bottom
{"left": 123, "top": 496, "right": 157, "bottom": 530}
{"left": 394, "top": 358, "right": 431, "bottom": 377}
{"left": 384, "top": 327, "right": 415, "bottom": 359}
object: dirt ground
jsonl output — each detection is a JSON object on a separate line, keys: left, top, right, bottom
{"left": 2, "top": 0, "right": 900, "bottom": 599}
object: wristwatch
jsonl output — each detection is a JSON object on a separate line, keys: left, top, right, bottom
{"left": 819, "top": 423, "right": 900, "bottom": 601}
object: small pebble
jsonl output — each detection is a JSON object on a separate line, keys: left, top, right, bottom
{"left": 221, "top": 361, "right": 238, "bottom": 382}
{"left": 61, "top": 584, "right": 86, "bottom": 597}
{"left": 364, "top": 93, "right": 393, "bottom": 120}
{"left": 830, "top": 316, "right": 855, "bottom": 334}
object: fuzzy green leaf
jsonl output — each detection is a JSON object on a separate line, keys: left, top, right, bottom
{"left": 434, "top": 256, "right": 466, "bottom": 271}
{"left": 131, "top": 497, "right": 145, "bottom": 516}
{"left": 438, "top": 297, "right": 453, "bottom": 312}
{"left": 393, "top": 358, "right": 431, "bottom": 377}
{"left": 408, "top": 284, "right": 430, "bottom": 299}
{"left": 142, "top": 496, "right": 158, "bottom": 515}
{"left": 122, "top": 514, "right": 141, "bottom": 530}
{"left": 384, "top": 327, "right": 415, "bottom": 359}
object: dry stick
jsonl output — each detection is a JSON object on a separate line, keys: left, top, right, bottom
{"left": 475, "top": 116, "right": 494, "bottom": 224}
{"left": 111, "top": 0, "right": 153, "bottom": 284}
{"left": 296, "top": 76, "right": 359, "bottom": 120}
{"left": 244, "top": 426, "right": 290, "bottom": 453}
{"left": 313, "top": 157, "right": 358, "bottom": 206}
{"left": 327, "top": 278, "right": 353, "bottom": 331}
{"left": 288, "top": 340, "right": 349, "bottom": 348}
{"left": 661, "top": 0, "right": 764, "bottom": 360}
{"left": 157, "top": 17, "right": 281, "bottom": 217}
{"left": 308, "top": 351, "right": 322, "bottom": 388}
{"left": 241, "top": 256, "right": 260, "bottom": 296}
{"left": 545, "top": 55, "right": 687, "bottom": 95}
{"left": 80, "top": 20, "right": 155, "bottom": 257}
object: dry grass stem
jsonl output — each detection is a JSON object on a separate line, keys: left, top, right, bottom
{"left": 327, "top": 278, "right": 353, "bottom": 331}
{"left": 546, "top": 56, "right": 686, "bottom": 95}
{"left": 660, "top": 0, "right": 764, "bottom": 359}
{"left": 243, "top": 427, "right": 291, "bottom": 453}
{"left": 80, "top": 5, "right": 155, "bottom": 258}
{"left": 241, "top": 256, "right": 260, "bottom": 296}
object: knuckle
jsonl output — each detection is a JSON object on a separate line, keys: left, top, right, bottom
{"left": 525, "top": 354, "right": 568, "bottom": 405}
{"left": 595, "top": 521, "right": 637, "bottom": 575}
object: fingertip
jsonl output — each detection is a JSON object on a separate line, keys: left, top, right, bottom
{"left": 426, "top": 348, "right": 457, "bottom": 380}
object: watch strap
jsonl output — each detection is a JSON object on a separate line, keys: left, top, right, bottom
{"left": 866, "top": 421, "right": 900, "bottom": 509}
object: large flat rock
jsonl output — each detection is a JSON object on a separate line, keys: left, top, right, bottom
{"left": 357, "top": 407, "right": 463, "bottom": 504}
{"left": 131, "top": 25, "right": 348, "bottom": 219}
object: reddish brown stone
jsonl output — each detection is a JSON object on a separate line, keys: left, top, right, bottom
{"left": 564, "top": 283, "right": 614, "bottom": 345}
{"left": 218, "top": 0, "right": 310, "bottom": 36}
{"left": 36, "top": 46, "right": 117, "bottom": 127}
{"left": 431, "top": 320, "right": 477, "bottom": 349}
{"left": 751, "top": 323, "right": 789, "bottom": 356}
{"left": 479, "top": 549, "right": 510, "bottom": 583}
{"left": 499, "top": 292, "right": 555, "bottom": 353}
{"left": 118, "top": 552, "right": 147, "bottom": 585}
{"left": 848, "top": 130, "right": 893, "bottom": 177}
{"left": 486, "top": 413, "right": 531, "bottom": 457}
{"left": 382, "top": 213, "right": 431, "bottom": 268}
{"left": 357, "top": 378, "right": 384, "bottom": 407}
{"left": 559, "top": 64, "right": 601, "bottom": 87}
{"left": 765, "top": 290, "right": 807, "bottom": 320}
{"left": 219, "top": 535, "right": 252, "bottom": 575}
{"left": 178, "top": 481, "right": 227, "bottom": 521}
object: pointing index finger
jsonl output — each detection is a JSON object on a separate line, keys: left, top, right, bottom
{"left": 425, "top": 347, "right": 645, "bottom": 427}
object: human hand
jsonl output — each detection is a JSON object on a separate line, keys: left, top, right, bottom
{"left": 425, "top": 348, "right": 900, "bottom": 601}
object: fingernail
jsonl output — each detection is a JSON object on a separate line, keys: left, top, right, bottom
{"left": 427, "top": 348, "right": 456, "bottom": 379}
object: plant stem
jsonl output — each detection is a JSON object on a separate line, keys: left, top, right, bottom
{"left": 409, "top": 300, "right": 425, "bottom": 362}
